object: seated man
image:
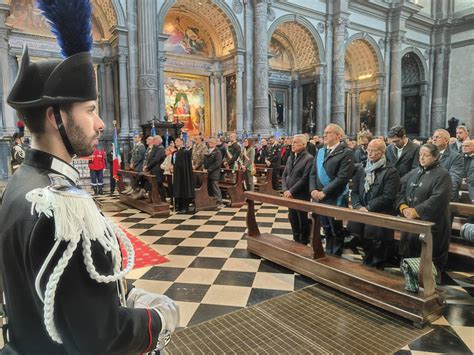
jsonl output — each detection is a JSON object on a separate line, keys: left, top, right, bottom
{"left": 348, "top": 139, "right": 401, "bottom": 268}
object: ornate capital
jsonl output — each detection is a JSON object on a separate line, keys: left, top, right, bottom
{"left": 334, "top": 17, "right": 348, "bottom": 31}
{"left": 232, "top": 0, "right": 243, "bottom": 14}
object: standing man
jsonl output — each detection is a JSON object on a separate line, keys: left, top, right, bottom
{"left": 0, "top": 0, "right": 178, "bottom": 352}
{"left": 348, "top": 139, "right": 400, "bottom": 268}
{"left": 204, "top": 137, "right": 224, "bottom": 208}
{"left": 354, "top": 131, "right": 373, "bottom": 170}
{"left": 432, "top": 129, "right": 464, "bottom": 201}
{"left": 130, "top": 133, "right": 146, "bottom": 172}
{"left": 462, "top": 139, "right": 474, "bottom": 209}
{"left": 10, "top": 132, "right": 25, "bottom": 174}
{"left": 145, "top": 136, "right": 167, "bottom": 202}
{"left": 282, "top": 135, "right": 314, "bottom": 245}
{"left": 385, "top": 126, "right": 420, "bottom": 179}
{"left": 451, "top": 125, "right": 470, "bottom": 153}
{"left": 280, "top": 136, "right": 292, "bottom": 167}
{"left": 192, "top": 136, "right": 208, "bottom": 171}
{"left": 255, "top": 138, "right": 270, "bottom": 164}
{"left": 310, "top": 124, "right": 355, "bottom": 256}
{"left": 88, "top": 140, "right": 106, "bottom": 195}
{"left": 267, "top": 136, "right": 282, "bottom": 190}
{"left": 172, "top": 138, "right": 195, "bottom": 213}
{"left": 223, "top": 132, "right": 241, "bottom": 169}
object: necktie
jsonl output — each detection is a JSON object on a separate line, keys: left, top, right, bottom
{"left": 325, "top": 149, "right": 331, "bottom": 158}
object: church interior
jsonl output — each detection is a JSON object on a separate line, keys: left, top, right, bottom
{"left": 0, "top": 0, "right": 473, "bottom": 353}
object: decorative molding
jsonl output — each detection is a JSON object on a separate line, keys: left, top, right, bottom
{"left": 138, "top": 75, "right": 158, "bottom": 90}
{"left": 166, "top": 58, "right": 213, "bottom": 71}
{"left": 317, "top": 22, "right": 325, "bottom": 34}
{"left": 232, "top": 0, "right": 243, "bottom": 14}
{"left": 378, "top": 38, "right": 385, "bottom": 51}
{"left": 267, "top": 5, "right": 276, "bottom": 22}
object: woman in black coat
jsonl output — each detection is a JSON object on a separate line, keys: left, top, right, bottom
{"left": 397, "top": 144, "right": 452, "bottom": 272}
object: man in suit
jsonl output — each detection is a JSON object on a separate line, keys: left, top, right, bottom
{"left": 348, "top": 139, "right": 400, "bottom": 268}
{"left": 144, "top": 136, "right": 167, "bottom": 202}
{"left": 282, "top": 134, "right": 314, "bottom": 244}
{"left": 255, "top": 138, "right": 270, "bottom": 164}
{"left": 310, "top": 124, "right": 355, "bottom": 256}
{"left": 451, "top": 125, "right": 470, "bottom": 153}
{"left": 204, "top": 137, "right": 224, "bottom": 208}
{"left": 385, "top": 126, "right": 420, "bottom": 179}
{"left": 223, "top": 132, "right": 241, "bottom": 169}
{"left": 462, "top": 140, "right": 474, "bottom": 211}
{"left": 280, "top": 136, "right": 292, "bottom": 167}
{"left": 192, "top": 136, "right": 208, "bottom": 171}
{"left": 267, "top": 136, "right": 282, "bottom": 190}
{"left": 432, "top": 129, "right": 464, "bottom": 201}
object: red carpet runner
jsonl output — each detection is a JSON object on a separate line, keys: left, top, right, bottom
{"left": 120, "top": 228, "right": 169, "bottom": 269}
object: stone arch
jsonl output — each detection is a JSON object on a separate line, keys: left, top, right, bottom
{"left": 157, "top": 0, "right": 244, "bottom": 52}
{"left": 267, "top": 14, "right": 326, "bottom": 65}
{"left": 401, "top": 46, "right": 428, "bottom": 82}
{"left": 345, "top": 33, "right": 384, "bottom": 75}
{"left": 110, "top": 0, "right": 126, "bottom": 28}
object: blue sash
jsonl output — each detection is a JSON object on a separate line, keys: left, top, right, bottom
{"left": 316, "top": 148, "right": 349, "bottom": 206}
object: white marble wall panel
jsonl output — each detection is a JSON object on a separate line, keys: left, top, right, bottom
{"left": 405, "top": 28, "right": 430, "bottom": 45}
{"left": 349, "top": 11, "right": 386, "bottom": 32}
{"left": 287, "top": 0, "right": 326, "bottom": 13}
{"left": 452, "top": 29, "right": 474, "bottom": 43}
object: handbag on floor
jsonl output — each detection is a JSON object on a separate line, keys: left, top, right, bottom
{"left": 400, "top": 257, "right": 437, "bottom": 293}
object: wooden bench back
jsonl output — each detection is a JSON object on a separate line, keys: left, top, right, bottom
{"left": 244, "top": 191, "right": 436, "bottom": 297}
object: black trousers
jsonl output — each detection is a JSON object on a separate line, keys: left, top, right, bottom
{"left": 321, "top": 215, "right": 345, "bottom": 256}
{"left": 288, "top": 208, "right": 310, "bottom": 244}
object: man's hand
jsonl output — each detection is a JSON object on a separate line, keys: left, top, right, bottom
{"left": 358, "top": 207, "right": 369, "bottom": 212}
{"left": 127, "top": 288, "right": 180, "bottom": 332}
{"left": 403, "top": 208, "right": 418, "bottom": 219}
{"left": 223, "top": 162, "right": 229, "bottom": 168}
{"left": 311, "top": 190, "right": 325, "bottom": 201}
{"left": 283, "top": 190, "right": 293, "bottom": 199}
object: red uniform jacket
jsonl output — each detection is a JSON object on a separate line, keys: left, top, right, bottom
{"left": 88, "top": 148, "right": 106, "bottom": 171}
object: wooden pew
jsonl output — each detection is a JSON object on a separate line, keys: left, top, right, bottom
{"left": 254, "top": 167, "right": 279, "bottom": 196}
{"left": 117, "top": 170, "right": 170, "bottom": 217}
{"left": 218, "top": 169, "right": 245, "bottom": 207}
{"left": 245, "top": 191, "right": 443, "bottom": 327}
{"left": 450, "top": 202, "right": 474, "bottom": 258}
{"left": 193, "top": 170, "right": 218, "bottom": 211}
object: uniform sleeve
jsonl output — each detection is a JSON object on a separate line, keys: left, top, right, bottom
{"left": 29, "top": 216, "right": 162, "bottom": 354}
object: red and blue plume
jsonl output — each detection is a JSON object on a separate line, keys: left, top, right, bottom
{"left": 36, "top": 0, "right": 93, "bottom": 58}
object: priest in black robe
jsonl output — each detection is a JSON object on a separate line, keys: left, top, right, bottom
{"left": 172, "top": 137, "right": 195, "bottom": 213}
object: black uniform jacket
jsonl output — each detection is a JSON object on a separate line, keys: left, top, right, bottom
{"left": 309, "top": 143, "right": 355, "bottom": 206}
{"left": 397, "top": 163, "right": 452, "bottom": 268}
{"left": 204, "top": 148, "right": 223, "bottom": 181}
{"left": 385, "top": 139, "right": 420, "bottom": 179}
{"left": 146, "top": 144, "right": 166, "bottom": 182}
{"left": 0, "top": 150, "right": 161, "bottom": 354}
{"left": 282, "top": 150, "right": 314, "bottom": 201}
{"left": 172, "top": 147, "right": 195, "bottom": 199}
{"left": 349, "top": 164, "right": 401, "bottom": 240}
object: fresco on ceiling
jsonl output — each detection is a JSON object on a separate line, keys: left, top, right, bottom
{"left": 164, "top": 73, "right": 210, "bottom": 136}
{"left": 163, "top": 15, "right": 210, "bottom": 57}
{"left": 269, "top": 38, "right": 291, "bottom": 71}
{"left": 359, "top": 90, "right": 376, "bottom": 133}
{"left": 225, "top": 75, "right": 237, "bottom": 132}
{"left": 6, "top": 0, "right": 102, "bottom": 39}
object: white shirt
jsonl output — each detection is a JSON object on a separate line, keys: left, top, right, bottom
{"left": 395, "top": 140, "right": 408, "bottom": 159}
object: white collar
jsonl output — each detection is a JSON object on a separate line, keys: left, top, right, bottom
{"left": 327, "top": 142, "right": 340, "bottom": 151}
{"left": 51, "top": 158, "right": 80, "bottom": 185}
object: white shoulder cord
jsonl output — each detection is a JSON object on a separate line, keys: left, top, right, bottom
{"left": 26, "top": 187, "right": 135, "bottom": 344}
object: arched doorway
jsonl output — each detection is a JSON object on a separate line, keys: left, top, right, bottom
{"left": 160, "top": 0, "right": 241, "bottom": 136}
{"left": 401, "top": 52, "right": 426, "bottom": 136}
{"left": 267, "top": 19, "right": 322, "bottom": 135}
{"left": 344, "top": 37, "right": 383, "bottom": 136}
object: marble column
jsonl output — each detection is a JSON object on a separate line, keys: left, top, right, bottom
{"left": 219, "top": 73, "right": 226, "bottom": 131}
{"left": 126, "top": 0, "right": 140, "bottom": 131}
{"left": 431, "top": 46, "right": 447, "bottom": 130}
{"left": 244, "top": 1, "right": 254, "bottom": 133}
{"left": 137, "top": 0, "right": 158, "bottom": 125}
{"left": 292, "top": 82, "right": 298, "bottom": 135}
{"left": 98, "top": 63, "right": 107, "bottom": 119}
{"left": 376, "top": 86, "right": 383, "bottom": 136}
{"left": 389, "top": 34, "right": 403, "bottom": 128}
{"left": 157, "top": 35, "right": 167, "bottom": 122}
{"left": 351, "top": 89, "right": 359, "bottom": 136}
{"left": 252, "top": 0, "right": 269, "bottom": 134}
{"left": 236, "top": 65, "right": 244, "bottom": 134}
{"left": 325, "top": 19, "right": 334, "bottom": 128}
{"left": 210, "top": 73, "right": 216, "bottom": 135}
{"left": 383, "top": 37, "right": 391, "bottom": 134}
{"left": 7, "top": 54, "right": 18, "bottom": 122}
{"left": 118, "top": 52, "right": 130, "bottom": 136}
{"left": 420, "top": 82, "right": 428, "bottom": 137}
{"left": 0, "top": 4, "right": 14, "bottom": 136}
{"left": 104, "top": 59, "right": 115, "bottom": 135}
{"left": 331, "top": 17, "right": 347, "bottom": 128}
{"left": 316, "top": 73, "right": 324, "bottom": 135}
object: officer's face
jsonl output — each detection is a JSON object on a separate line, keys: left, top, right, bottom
{"left": 64, "top": 101, "right": 104, "bottom": 156}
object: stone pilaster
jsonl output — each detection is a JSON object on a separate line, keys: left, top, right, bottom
{"left": 98, "top": 63, "right": 107, "bottom": 119}
{"left": 331, "top": 16, "right": 348, "bottom": 128}
{"left": 244, "top": 1, "right": 254, "bottom": 133}
{"left": 431, "top": 46, "right": 448, "bottom": 130}
{"left": 157, "top": 34, "right": 167, "bottom": 122}
{"left": 126, "top": 0, "right": 140, "bottom": 131}
{"left": 137, "top": 0, "right": 159, "bottom": 125}
{"left": 252, "top": 0, "right": 269, "bottom": 134}
{"left": 0, "top": 3, "right": 14, "bottom": 136}
{"left": 376, "top": 86, "right": 383, "bottom": 136}
{"left": 118, "top": 52, "right": 130, "bottom": 136}
{"left": 420, "top": 82, "right": 429, "bottom": 137}
{"left": 389, "top": 34, "right": 403, "bottom": 128}
{"left": 350, "top": 87, "right": 359, "bottom": 136}
{"left": 316, "top": 72, "right": 324, "bottom": 135}
{"left": 236, "top": 64, "right": 244, "bottom": 134}
{"left": 104, "top": 59, "right": 115, "bottom": 136}
{"left": 325, "top": 19, "right": 334, "bottom": 128}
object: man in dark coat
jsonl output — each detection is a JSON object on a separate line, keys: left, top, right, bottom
{"left": 397, "top": 144, "right": 452, "bottom": 273}
{"left": 462, "top": 140, "right": 474, "bottom": 212}
{"left": 223, "top": 132, "right": 241, "bottom": 169}
{"left": 348, "top": 139, "right": 400, "bottom": 268}
{"left": 10, "top": 132, "right": 25, "bottom": 174}
{"left": 282, "top": 134, "right": 314, "bottom": 244}
{"left": 354, "top": 131, "right": 372, "bottom": 170}
{"left": 385, "top": 126, "right": 420, "bottom": 179}
{"left": 310, "top": 124, "right": 355, "bottom": 256}
{"left": 130, "top": 133, "right": 146, "bottom": 172}
{"left": 267, "top": 136, "right": 282, "bottom": 190}
{"left": 204, "top": 137, "right": 224, "bottom": 207}
{"left": 306, "top": 133, "right": 317, "bottom": 156}
{"left": 432, "top": 129, "right": 464, "bottom": 201}
{"left": 255, "top": 138, "right": 270, "bottom": 164}
{"left": 450, "top": 125, "right": 470, "bottom": 153}
{"left": 145, "top": 136, "right": 167, "bottom": 202}
{"left": 280, "top": 137, "right": 292, "bottom": 167}
{"left": 0, "top": 2, "right": 179, "bottom": 351}
{"left": 172, "top": 137, "right": 195, "bottom": 213}
{"left": 216, "top": 137, "right": 227, "bottom": 167}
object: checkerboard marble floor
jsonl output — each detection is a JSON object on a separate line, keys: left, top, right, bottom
{"left": 99, "top": 195, "right": 473, "bottom": 353}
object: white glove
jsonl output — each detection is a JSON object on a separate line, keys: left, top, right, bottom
{"left": 127, "top": 288, "right": 180, "bottom": 332}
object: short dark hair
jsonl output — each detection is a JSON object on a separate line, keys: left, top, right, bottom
{"left": 17, "top": 103, "right": 73, "bottom": 135}
{"left": 388, "top": 126, "right": 406, "bottom": 138}
{"left": 421, "top": 143, "right": 440, "bottom": 160}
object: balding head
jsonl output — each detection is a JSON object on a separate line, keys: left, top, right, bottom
{"left": 462, "top": 139, "right": 474, "bottom": 155}
{"left": 154, "top": 135, "right": 162, "bottom": 145}
{"left": 432, "top": 129, "right": 450, "bottom": 150}
{"left": 367, "top": 138, "right": 386, "bottom": 162}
